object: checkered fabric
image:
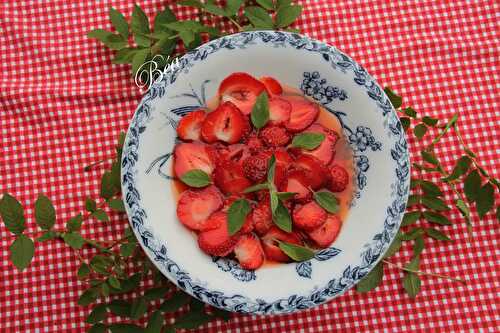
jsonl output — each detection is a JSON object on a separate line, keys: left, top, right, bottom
{"left": 1, "top": 0, "right": 499, "bottom": 332}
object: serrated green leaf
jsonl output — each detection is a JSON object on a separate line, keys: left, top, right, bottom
{"left": 403, "top": 272, "right": 421, "bottom": 298}
{"left": 256, "top": 0, "right": 274, "bottom": 10}
{"left": 204, "top": 1, "right": 227, "bottom": 16}
{"left": 89, "top": 324, "right": 107, "bottom": 333}
{"left": 402, "top": 107, "right": 417, "bottom": 118}
{"left": 272, "top": 200, "right": 292, "bottom": 232}
{"left": 78, "top": 287, "right": 99, "bottom": 306}
{"left": 92, "top": 209, "right": 109, "bottom": 222}
{"left": 270, "top": 191, "right": 279, "bottom": 213}
{"left": 422, "top": 116, "right": 438, "bottom": 126}
{"left": 423, "top": 211, "right": 452, "bottom": 225}
{"left": 212, "top": 307, "right": 232, "bottom": 321}
{"left": 227, "top": 199, "right": 251, "bottom": 235}
{"left": 276, "top": 192, "right": 296, "bottom": 200}
{"left": 267, "top": 154, "right": 276, "bottom": 184}
{"left": 66, "top": 213, "right": 83, "bottom": 232}
{"left": 145, "top": 310, "right": 164, "bottom": 333}
{"left": 178, "top": 0, "right": 204, "bottom": 8}
{"left": 0, "top": 193, "right": 26, "bottom": 235}
{"left": 37, "top": 230, "right": 59, "bottom": 242}
{"left": 108, "top": 198, "right": 126, "bottom": 212}
{"left": 144, "top": 286, "right": 170, "bottom": 301}
{"left": 400, "top": 227, "right": 424, "bottom": 241}
{"left": 421, "top": 196, "right": 450, "bottom": 211}
{"left": 414, "top": 123, "right": 428, "bottom": 139}
{"left": 401, "top": 211, "right": 421, "bottom": 226}
{"left": 291, "top": 132, "right": 325, "bottom": 150}
{"left": 77, "top": 262, "right": 91, "bottom": 279}
{"left": 130, "top": 297, "right": 148, "bottom": 319}
{"left": 476, "top": 183, "right": 494, "bottom": 219}
{"left": 384, "top": 87, "right": 402, "bottom": 108}
{"left": 131, "top": 4, "right": 150, "bottom": 47}
{"left": 179, "top": 29, "right": 195, "bottom": 46}
{"left": 159, "top": 291, "right": 191, "bottom": 313}
{"left": 275, "top": 5, "right": 302, "bottom": 28}
{"left": 407, "top": 194, "right": 421, "bottom": 206}
{"left": 180, "top": 169, "right": 211, "bottom": 188}
{"left": 62, "top": 232, "right": 85, "bottom": 249}
{"left": 101, "top": 171, "right": 118, "bottom": 200}
{"left": 464, "top": 169, "right": 481, "bottom": 203}
{"left": 131, "top": 48, "right": 150, "bottom": 75}
{"left": 356, "top": 262, "right": 383, "bottom": 292}
{"left": 90, "top": 255, "right": 113, "bottom": 275}
{"left": 244, "top": 6, "right": 274, "bottom": 29}
{"left": 107, "top": 276, "right": 121, "bottom": 289}
{"left": 278, "top": 241, "right": 315, "bottom": 261}
{"left": 277, "top": 0, "right": 293, "bottom": 8}
{"left": 225, "top": 0, "right": 244, "bottom": 16}
{"left": 251, "top": 92, "right": 270, "bottom": 129}
{"left": 426, "top": 228, "right": 451, "bottom": 241}
{"left": 243, "top": 183, "right": 269, "bottom": 193}
{"left": 86, "top": 304, "right": 108, "bottom": 324}
{"left": 120, "top": 242, "right": 136, "bottom": 257}
{"left": 400, "top": 117, "right": 410, "bottom": 131}
{"left": 313, "top": 190, "right": 339, "bottom": 213}
{"left": 10, "top": 234, "right": 34, "bottom": 271}
{"left": 421, "top": 150, "right": 439, "bottom": 166}
{"left": 110, "top": 7, "right": 129, "bottom": 39}
{"left": 87, "top": 29, "right": 127, "bottom": 50}
{"left": 154, "top": 7, "right": 176, "bottom": 32}
{"left": 86, "top": 197, "right": 97, "bottom": 213}
{"left": 413, "top": 236, "right": 425, "bottom": 258}
{"left": 173, "top": 310, "right": 213, "bottom": 329}
{"left": 108, "top": 300, "right": 132, "bottom": 317}
{"left": 34, "top": 194, "right": 55, "bottom": 230}
{"left": 420, "top": 180, "right": 443, "bottom": 197}
{"left": 442, "top": 156, "right": 471, "bottom": 182}
{"left": 383, "top": 234, "right": 402, "bottom": 258}
{"left": 109, "top": 323, "right": 144, "bottom": 333}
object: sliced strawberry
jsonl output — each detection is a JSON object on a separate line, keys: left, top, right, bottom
{"left": 279, "top": 170, "right": 312, "bottom": 203}
{"left": 268, "top": 97, "right": 291, "bottom": 126}
{"left": 234, "top": 234, "right": 265, "bottom": 270}
{"left": 293, "top": 201, "right": 327, "bottom": 231}
{"left": 262, "top": 227, "right": 302, "bottom": 262}
{"left": 299, "top": 124, "right": 339, "bottom": 164}
{"left": 307, "top": 214, "right": 342, "bottom": 248}
{"left": 215, "top": 143, "right": 251, "bottom": 167}
{"left": 176, "top": 109, "right": 206, "bottom": 141}
{"left": 283, "top": 96, "right": 320, "bottom": 132}
{"left": 259, "top": 126, "right": 291, "bottom": 147}
{"left": 260, "top": 76, "right": 283, "bottom": 95}
{"left": 198, "top": 211, "right": 239, "bottom": 256}
{"left": 252, "top": 200, "right": 273, "bottom": 235}
{"left": 239, "top": 214, "right": 255, "bottom": 234}
{"left": 273, "top": 149, "right": 293, "bottom": 187}
{"left": 200, "top": 102, "right": 249, "bottom": 144}
{"left": 293, "top": 154, "right": 329, "bottom": 190}
{"left": 176, "top": 186, "right": 224, "bottom": 231}
{"left": 174, "top": 142, "right": 216, "bottom": 178}
{"left": 219, "top": 73, "right": 267, "bottom": 115}
{"left": 329, "top": 163, "right": 349, "bottom": 192}
{"left": 242, "top": 131, "right": 264, "bottom": 152}
{"left": 242, "top": 150, "right": 272, "bottom": 183}
{"left": 214, "top": 159, "right": 252, "bottom": 195}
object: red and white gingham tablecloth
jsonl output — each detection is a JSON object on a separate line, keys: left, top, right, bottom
{"left": 1, "top": 1, "right": 499, "bottom": 332}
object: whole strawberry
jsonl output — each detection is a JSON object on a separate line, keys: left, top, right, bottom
{"left": 259, "top": 126, "right": 291, "bottom": 147}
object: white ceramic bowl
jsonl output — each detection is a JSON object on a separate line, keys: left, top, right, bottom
{"left": 121, "top": 31, "right": 410, "bottom": 314}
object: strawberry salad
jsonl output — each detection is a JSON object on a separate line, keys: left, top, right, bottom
{"left": 173, "top": 72, "right": 352, "bottom": 270}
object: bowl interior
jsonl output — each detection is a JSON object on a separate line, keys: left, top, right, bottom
{"left": 122, "top": 32, "right": 410, "bottom": 314}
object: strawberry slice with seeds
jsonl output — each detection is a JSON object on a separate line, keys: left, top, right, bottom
{"left": 242, "top": 150, "right": 272, "bottom": 183}
{"left": 234, "top": 234, "right": 265, "bottom": 270}
{"left": 279, "top": 170, "right": 312, "bottom": 203}
{"left": 242, "top": 131, "right": 264, "bottom": 152}
{"left": 174, "top": 142, "right": 216, "bottom": 178}
{"left": 283, "top": 96, "right": 320, "bottom": 132}
{"left": 307, "top": 214, "right": 342, "bottom": 248}
{"left": 219, "top": 72, "right": 267, "bottom": 115}
{"left": 176, "top": 109, "right": 206, "bottom": 141}
{"left": 293, "top": 201, "right": 327, "bottom": 231}
{"left": 259, "top": 126, "right": 291, "bottom": 147}
{"left": 293, "top": 154, "right": 330, "bottom": 190}
{"left": 268, "top": 97, "right": 291, "bottom": 126}
{"left": 201, "top": 102, "right": 249, "bottom": 144}
{"left": 176, "top": 185, "right": 224, "bottom": 231}
{"left": 262, "top": 226, "right": 302, "bottom": 262}
{"left": 329, "top": 163, "right": 349, "bottom": 192}
{"left": 273, "top": 149, "right": 293, "bottom": 187}
{"left": 260, "top": 76, "right": 283, "bottom": 95}
{"left": 299, "top": 124, "right": 340, "bottom": 165}
{"left": 252, "top": 200, "right": 273, "bottom": 235}
{"left": 214, "top": 159, "right": 252, "bottom": 195}
{"left": 197, "top": 211, "right": 239, "bottom": 256}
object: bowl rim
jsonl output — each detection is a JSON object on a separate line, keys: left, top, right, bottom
{"left": 121, "top": 30, "right": 410, "bottom": 314}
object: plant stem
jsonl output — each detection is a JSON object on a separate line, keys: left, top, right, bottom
{"left": 383, "top": 259, "right": 466, "bottom": 284}
{"left": 84, "top": 157, "right": 114, "bottom": 172}
{"left": 228, "top": 17, "right": 243, "bottom": 31}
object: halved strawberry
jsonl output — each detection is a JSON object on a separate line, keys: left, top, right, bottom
{"left": 214, "top": 159, "right": 252, "bottom": 195}
{"left": 176, "top": 109, "right": 206, "bottom": 141}
{"left": 252, "top": 200, "right": 273, "bottom": 235}
{"left": 234, "top": 234, "right": 265, "bottom": 270}
{"left": 268, "top": 97, "right": 291, "bottom": 126}
{"left": 219, "top": 73, "right": 267, "bottom": 115}
{"left": 200, "top": 102, "right": 249, "bottom": 144}
{"left": 242, "top": 150, "right": 272, "bottom": 183}
{"left": 174, "top": 142, "right": 216, "bottom": 178}
{"left": 176, "top": 186, "right": 223, "bottom": 231}
{"left": 259, "top": 126, "right": 291, "bottom": 147}
{"left": 299, "top": 124, "right": 339, "bottom": 165}
{"left": 307, "top": 214, "right": 342, "bottom": 248}
{"left": 283, "top": 96, "right": 320, "bottom": 132}
{"left": 293, "top": 201, "right": 327, "bottom": 231}
{"left": 293, "top": 155, "right": 329, "bottom": 190}
{"left": 262, "top": 227, "right": 302, "bottom": 262}
{"left": 329, "top": 164, "right": 349, "bottom": 192}
{"left": 279, "top": 170, "right": 312, "bottom": 203}
{"left": 260, "top": 76, "right": 283, "bottom": 95}
{"left": 198, "top": 211, "right": 239, "bottom": 256}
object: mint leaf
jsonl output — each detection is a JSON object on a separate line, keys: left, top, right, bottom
{"left": 421, "top": 196, "right": 450, "bottom": 211}
{"left": 270, "top": 191, "right": 279, "bottom": 213}
{"left": 403, "top": 271, "right": 421, "bottom": 299}
{"left": 131, "top": 4, "right": 151, "bottom": 47}
{"left": 276, "top": 192, "right": 296, "bottom": 200}
{"left": 277, "top": 0, "right": 292, "bottom": 9}
{"left": 251, "top": 92, "right": 270, "bottom": 129}
{"left": 87, "top": 29, "right": 127, "bottom": 50}
{"left": 225, "top": 0, "right": 244, "bottom": 16}
{"left": 400, "top": 227, "right": 424, "bottom": 241}
{"left": 34, "top": 194, "right": 56, "bottom": 230}
{"left": 92, "top": 209, "right": 109, "bottom": 222}
{"left": 291, "top": 132, "right": 325, "bottom": 150}
{"left": 227, "top": 199, "right": 251, "bottom": 235}
{"left": 108, "top": 300, "right": 132, "bottom": 317}
{"left": 204, "top": 2, "right": 227, "bottom": 17}
{"left": 476, "top": 183, "right": 494, "bottom": 219}
{"left": 278, "top": 241, "right": 315, "bottom": 261}
{"left": 400, "top": 117, "right": 410, "bottom": 131}
{"left": 37, "top": 230, "right": 59, "bottom": 242}
{"left": 110, "top": 7, "right": 129, "bottom": 39}
{"left": 356, "top": 262, "right": 383, "bottom": 292}
{"left": 442, "top": 156, "right": 471, "bottom": 182}
{"left": 130, "top": 297, "right": 148, "bottom": 319}
{"left": 422, "top": 211, "right": 452, "bottom": 225}
{"left": 244, "top": 6, "right": 274, "bottom": 29}
{"left": 77, "top": 262, "right": 91, "bottom": 279}
{"left": 256, "top": 0, "right": 274, "bottom": 10}
{"left": 407, "top": 194, "right": 421, "bottom": 206}
{"left": 275, "top": 5, "right": 302, "bottom": 28}
{"left": 384, "top": 87, "right": 402, "bottom": 108}
{"left": 414, "top": 123, "right": 427, "bottom": 139}
{"left": 272, "top": 200, "right": 292, "bottom": 232}
{"left": 66, "top": 213, "right": 83, "bottom": 232}
{"left": 120, "top": 242, "right": 136, "bottom": 257}
{"left": 402, "top": 107, "right": 417, "bottom": 118}
{"left": 86, "top": 197, "right": 97, "bottom": 212}
{"left": 243, "top": 183, "right": 269, "bottom": 193}
{"left": 154, "top": 7, "right": 176, "bottom": 32}
{"left": 62, "top": 232, "right": 85, "bottom": 249}
{"left": 426, "top": 228, "right": 451, "bottom": 241}
{"left": 108, "top": 198, "right": 126, "bottom": 212}
{"left": 180, "top": 169, "right": 211, "bottom": 188}
{"left": 109, "top": 324, "right": 144, "bottom": 333}
{"left": 421, "top": 150, "right": 439, "bottom": 166}
{"left": 0, "top": 193, "right": 26, "bottom": 235}
{"left": 78, "top": 287, "right": 99, "bottom": 306}
{"left": 179, "top": 30, "right": 195, "bottom": 46}
{"left": 422, "top": 116, "right": 438, "bottom": 126}
{"left": 10, "top": 234, "right": 34, "bottom": 271}
{"left": 145, "top": 310, "right": 164, "bottom": 333}
{"left": 86, "top": 304, "right": 108, "bottom": 324}
{"left": 144, "top": 286, "right": 170, "bottom": 301}
{"left": 107, "top": 276, "right": 121, "bottom": 289}
{"left": 90, "top": 255, "right": 113, "bottom": 275}
{"left": 401, "top": 211, "right": 421, "bottom": 226}
{"left": 101, "top": 171, "right": 118, "bottom": 200}
{"left": 464, "top": 169, "right": 481, "bottom": 202}
{"left": 313, "top": 190, "right": 338, "bottom": 213}
{"left": 159, "top": 291, "right": 191, "bottom": 312}
{"left": 131, "top": 48, "right": 150, "bottom": 75}
{"left": 267, "top": 154, "right": 276, "bottom": 184}
{"left": 420, "top": 180, "right": 442, "bottom": 197}
{"left": 413, "top": 236, "right": 425, "bottom": 257}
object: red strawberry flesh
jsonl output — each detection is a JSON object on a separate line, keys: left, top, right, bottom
{"left": 329, "top": 163, "right": 349, "bottom": 192}
{"left": 284, "top": 96, "right": 320, "bottom": 132}
{"left": 201, "top": 102, "right": 248, "bottom": 144}
{"left": 176, "top": 109, "right": 206, "bottom": 141}
{"left": 234, "top": 234, "right": 265, "bottom": 270}
{"left": 293, "top": 154, "right": 329, "bottom": 190}
{"left": 260, "top": 76, "right": 283, "bottom": 95}
{"left": 307, "top": 214, "right": 342, "bottom": 247}
{"left": 268, "top": 97, "right": 291, "bottom": 126}
{"left": 176, "top": 185, "right": 223, "bottom": 231}
{"left": 219, "top": 72, "right": 267, "bottom": 115}
{"left": 293, "top": 201, "right": 327, "bottom": 231}
{"left": 198, "top": 211, "right": 239, "bottom": 256}
{"left": 174, "top": 142, "right": 216, "bottom": 178}
{"left": 262, "top": 227, "right": 302, "bottom": 262}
